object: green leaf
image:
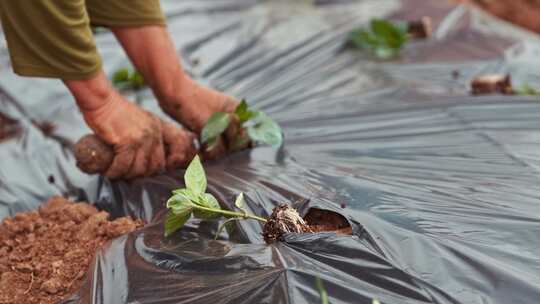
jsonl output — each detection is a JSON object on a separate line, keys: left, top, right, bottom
{"left": 234, "top": 193, "right": 244, "bottom": 209}
{"left": 205, "top": 137, "right": 220, "bottom": 152}
{"left": 349, "top": 29, "right": 377, "bottom": 49}
{"left": 112, "top": 68, "right": 130, "bottom": 85}
{"left": 167, "top": 189, "right": 196, "bottom": 214}
{"left": 235, "top": 99, "right": 256, "bottom": 124}
{"left": 371, "top": 19, "right": 395, "bottom": 39}
{"left": 372, "top": 300, "right": 381, "bottom": 304}
{"left": 201, "top": 112, "right": 231, "bottom": 144}
{"left": 246, "top": 112, "right": 283, "bottom": 147}
{"left": 371, "top": 19, "right": 407, "bottom": 50}
{"left": 164, "top": 209, "right": 191, "bottom": 237}
{"left": 374, "top": 46, "right": 398, "bottom": 60}
{"left": 348, "top": 18, "right": 408, "bottom": 59}
{"left": 130, "top": 71, "right": 145, "bottom": 89}
{"left": 184, "top": 155, "right": 206, "bottom": 195}
{"left": 193, "top": 193, "right": 221, "bottom": 219}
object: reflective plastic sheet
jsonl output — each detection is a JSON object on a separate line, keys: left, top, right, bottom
{"left": 1, "top": 1, "right": 540, "bottom": 303}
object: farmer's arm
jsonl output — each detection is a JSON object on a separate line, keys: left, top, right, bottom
{"left": 65, "top": 71, "right": 196, "bottom": 179}
{"left": 0, "top": 1, "right": 234, "bottom": 178}
{"left": 111, "top": 26, "right": 238, "bottom": 133}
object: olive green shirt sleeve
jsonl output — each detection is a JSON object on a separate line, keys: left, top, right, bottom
{"left": 0, "top": 0, "right": 165, "bottom": 80}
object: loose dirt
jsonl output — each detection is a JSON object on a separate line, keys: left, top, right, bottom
{"left": 0, "top": 197, "right": 143, "bottom": 304}
{"left": 0, "top": 113, "right": 19, "bottom": 142}
{"left": 262, "top": 205, "right": 352, "bottom": 243}
{"left": 303, "top": 208, "right": 353, "bottom": 235}
{"left": 454, "top": 0, "right": 540, "bottom": 34}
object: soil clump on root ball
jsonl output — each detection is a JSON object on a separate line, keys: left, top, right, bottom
{"left": 263, "top": 204, "right": 352, "bottom": 243}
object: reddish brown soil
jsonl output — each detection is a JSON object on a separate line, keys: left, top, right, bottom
{"left": 0, "top": 197, "right": 143, "bottom": 304}
{"left": 454, "top": 0, "right": 540, "bottom": 34}
{"left": 0, "top": 113, "right": 19, "bottom": 142}
{"left": 304, "top": 208, "right": 353, "bottom": 235}
{"left": 262, "top": 205, "right": 352, "bottom": 243}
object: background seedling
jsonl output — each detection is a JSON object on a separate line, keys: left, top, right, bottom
{"left": 201, "top": 99, "right": 283, "bottom": 151}
{"left": 348, "top": 19, "right": 409, "bottom": 59}
{"left": 515, "top": 84, "right": 540, "bottom": 96}
{"left": 165, "top": 155, "right": 267, "bottom": 237}
{"left": 112, "top": 68, "right": 146, "bottom": 91}
{"left": 316, "top": 277, "right": 329, "bottom": 304}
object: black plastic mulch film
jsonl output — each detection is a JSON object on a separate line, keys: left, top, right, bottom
{"left": 1, "top": 0, "right": 540, "bottom": 303}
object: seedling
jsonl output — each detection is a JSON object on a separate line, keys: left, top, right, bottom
{"left": 316, "top": 277, "right": 329, "bottom": 304}
{"left": 348, "top": 19, "right": 409, "bottom": 59}
{"left": 514, "top": 84, "right": 540, "bottom": 96}
{"left": 165, "top": 156, "right": 320, "bottom": 243}
{"left": 112, "top": 68, "right": 146, "bottom": 91}
{"left": 200, "top": 100, "right": 283, "bottom": 152}
{"left": 165, "top": 155, "right": 267, "bottom": 237}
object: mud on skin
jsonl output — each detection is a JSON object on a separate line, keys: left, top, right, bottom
{"left": 0, "top": 197, "right": 143, "bottom": 304}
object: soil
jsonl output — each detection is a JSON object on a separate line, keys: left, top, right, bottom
{"left": 0, "top": 113, "right": 19, "bottom": 142}
{"left": 262, "top": 205, "right": 352, "bottom": 243}
{"left": 31, "top": 120, "right": 56, "bottom": 137}
{"left": 303, "top": 208, "right": 353, "bottom": 235}
{"left": 74, "top": 134, "right": 114, "bottom": 174}
{"left": 471, "top": 74, "right": 513, "bottom": 95}
{"left": 0, "top": 197, "right": 143, "bottom": 304}
{"left": 454, "top": 0, "right": 540, "bottom": 34}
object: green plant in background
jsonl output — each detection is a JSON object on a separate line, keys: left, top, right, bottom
{"left": 514, "top": 84, "right": 540, "bottom": 96}
{"left": 201, "top": 99, "right": 283, "bottom": 150}
{"left": 316, "top": 277, "right": 329, "bottom": 304}
{"left": 165, "top": 155, "right": 267, "bottom": 237}
{"left": 348, "top": 18, "right": 409, "bottom": 60}
{"left": 112, "top": 68, "right": 146, "bottom": 90}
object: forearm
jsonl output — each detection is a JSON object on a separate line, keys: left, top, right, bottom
{"left": 63, "top": 70, "right": 128, "bottom": 139}
{"left": 111, "top": 25, "right": 237, "bottom": 133}
{"left": 110, "top": 26, "right": 185, "bottom": 105}
{"left": 63, "top": 70, "right": 118, "bottom": 113}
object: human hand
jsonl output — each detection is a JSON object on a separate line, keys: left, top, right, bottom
{"left": 80, "top": 97, "right": 197, "bottom": 179}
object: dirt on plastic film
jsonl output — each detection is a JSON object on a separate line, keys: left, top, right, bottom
{"left": 0, "top": 112, "right": 19, "bottom": 142}
{"left": 454, "top": 0, "right": 540, "bottom": 34}
{"left": 0, "top": 197, "right": 143, "bottom": 304}
{"left": 2, "top": 0, "right": 540, "bottom": 304}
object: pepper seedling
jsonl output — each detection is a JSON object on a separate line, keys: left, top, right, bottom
{"left": 200, "top": 100, "right": 283, "bottom": 152}
{"left": 165, "top": 156, "right": 313, "bottom": 243}
{"left": 165, "top": 155, "right": 267, "bottom": 237}
{"left": 348, "top": 18, "right": 409, "bottom": 59}
{"left": 112, "top": 68, "right": 146, "bottom": 91}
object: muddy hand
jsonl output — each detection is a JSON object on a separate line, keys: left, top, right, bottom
{"left": 75, "top": 123, "right": 197, "bottom": 178}
{"left": 201, "top": 114, "right": 251, "bottom": 160}
{"left": 77, "top": 98, "right": 197, "bottom": 179}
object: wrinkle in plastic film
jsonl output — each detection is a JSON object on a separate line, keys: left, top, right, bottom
{"left": 2, "top": 0, "right": 540, "bottom": 303}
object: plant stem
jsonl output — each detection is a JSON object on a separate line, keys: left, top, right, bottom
{"left": 193, "top": 205, "right": 267, "bottom": 222}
